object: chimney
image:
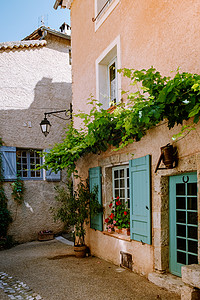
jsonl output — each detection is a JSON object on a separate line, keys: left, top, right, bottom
{"left": 60, "top": 23, "right": 71, "bottom": 35}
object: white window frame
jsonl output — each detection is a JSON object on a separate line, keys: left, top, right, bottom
{"left": 96, "top": 35, "right": 121, "bottom": 110}
{"left": 112, "top": 165, "right": 130, "bottom": 208}
{"left": 108, "top": 57, "right": 117, "bottom": 105}
{"left": 94, "top": 0, "right": 120, "bottom": 31}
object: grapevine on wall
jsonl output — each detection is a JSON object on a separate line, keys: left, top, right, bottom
{"left": 42, "top": 67, "right": 200, "bottom": 176}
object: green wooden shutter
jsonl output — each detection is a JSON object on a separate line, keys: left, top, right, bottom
{"left": 89, "top": 166, "right": 103, "bottom": 231}
{"left": 44, "top": 149, "right": 61, "bottom": 181}
{"left": 129, "top": 155, "right": 151, "bottom": 244}
{"left": 0, "top": 146, "right": 17, "bottom": 181}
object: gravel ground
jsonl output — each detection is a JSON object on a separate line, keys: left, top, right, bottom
{"left": 0, "top": 239, "right": 180, "bottom": 300}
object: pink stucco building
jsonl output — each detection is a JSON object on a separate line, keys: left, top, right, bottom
{"left": 55, "top": 1, "right": 200, "bottom": 297}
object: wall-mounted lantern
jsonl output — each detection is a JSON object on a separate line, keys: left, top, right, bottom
{"left": 40, "top": 103, "right": 72, "bottom": 137}
{"left": 155, "top": 143, "right": 178, "bottom": 173}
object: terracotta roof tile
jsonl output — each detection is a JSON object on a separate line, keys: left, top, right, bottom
{"left": 0, "top": 40, "right": 47, "bottom": 50}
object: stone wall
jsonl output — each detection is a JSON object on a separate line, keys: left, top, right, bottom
{"left": 76, "top": 120, "right": 200, "bottom": 276}
{"left": 0, "top": 34, "right": 71, "bottom": 242}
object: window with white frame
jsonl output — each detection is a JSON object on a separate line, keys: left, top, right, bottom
{"left": 16, "top": 149, "right": 43, "bottom": 179}
{"left": 96, "top": 0, "right": 113, "bottom": 19}
{"left": 96, "top": 36, "right": 121, "bottom": 110}
{"left": 112, "top": 165, "right": 130, "bottom": 208}
{"left": 108, "top": 58, "right": 117, "bottom": 104}
{"left": 94, "top": 0, "right": 120, "bottom": 31}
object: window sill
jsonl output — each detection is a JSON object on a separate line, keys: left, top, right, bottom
{"left": 102, "top": 231, "right": 131, "bottom": 242}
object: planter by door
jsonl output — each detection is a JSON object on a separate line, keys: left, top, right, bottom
{"left": 74, "top": 245, "right": 87, "bottom": 258}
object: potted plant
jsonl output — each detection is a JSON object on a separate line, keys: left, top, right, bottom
{"left": 52, "top": 178, "right": 103, "bottom": 258}
{"left": 105, "top": 197, "right": 130, "bottom": 235}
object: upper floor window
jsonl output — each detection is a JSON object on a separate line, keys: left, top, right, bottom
{"left": 94, "top": 0, "right": 120, "bottom": 31}
{"left": 16, "top": 149, "right": 43, "bottom": 179}
{"left": 96, "top": 35, "right": 121, "bottom": 109}
{"left": 108, "top": 58, "right": 117, "bottom": 104}
{"left": 96, "top": 0, "right": 113, "bottom": 19}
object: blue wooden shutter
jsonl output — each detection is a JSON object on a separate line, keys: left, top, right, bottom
{"left": 129, "top": 155, "right": 151, "bottom": 244}
{"left": 89, "top": 166, "right": 103, "bottom": 231}
{"left": 0, "top": 146, "right": 17, "bottom": 181}
{"left": 44, "top": 149, "right": 61, "bottom": 181}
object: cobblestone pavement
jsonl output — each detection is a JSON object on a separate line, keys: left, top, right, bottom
{"left": 0, "top": 239, "right": 181, "bottom": 300}
{"left": 0, "top": 272, "right": 42, "bottom": 300}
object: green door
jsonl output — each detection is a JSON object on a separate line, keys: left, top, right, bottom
{"left": 169, "top": 173, "right": 198, "bottom": 276}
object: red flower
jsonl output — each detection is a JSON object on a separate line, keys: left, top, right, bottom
{"left": 124, "top": 211, "right": 128, "bottom": 216}
{"left": 105, "top": 218, "right": 109, "bottom": 223}
{"left": 116, "top": 201, "right": 121, "bottom": 206}
{"left": 116, "top": 196, "right": 120, "bottom": 200}
{"left": 110, "top": 213, "right": 114, "bottom": 219}
{"left": 109, "top": 203, "right": 112, "bottom": 208}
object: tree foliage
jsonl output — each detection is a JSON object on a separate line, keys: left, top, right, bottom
{"left": 42, "top": 67, "right": 200, "bottom": 176}
{"left": 52, "top": 179, "right": 103, "bottom": 246}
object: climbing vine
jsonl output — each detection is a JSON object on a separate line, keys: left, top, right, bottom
{"left": 11, "top": 175, "right": 25, "bottom": 205}
{"left": 42, "top": 67, "right": 200, "bottom": 176}
{"left": 0, "top": 138, "right": 13, "bottom": 248}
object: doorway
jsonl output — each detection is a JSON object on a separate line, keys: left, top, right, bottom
{"left": 169, "top": 173, "right": 198, "bottom": 276}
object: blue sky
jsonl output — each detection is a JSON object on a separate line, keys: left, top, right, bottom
{"left": 0, "top": 0, "right": 70, "bottom": 43}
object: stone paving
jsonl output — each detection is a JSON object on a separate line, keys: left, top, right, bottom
{"left": 0, "top": 239, "right": 181, "bottom": 300}
{"left": 0, "top": 272, "right": 42, "bottom": 300}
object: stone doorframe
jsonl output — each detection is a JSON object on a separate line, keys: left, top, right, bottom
{"left": 153, "top": 154, "right": 200, "bottom": 274}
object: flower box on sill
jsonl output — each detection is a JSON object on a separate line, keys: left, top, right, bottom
{"left": 105, "top": 197, "right": 130, "bottom": 236}
{"left": 121, "top": 228, "right": 130, "bottom": 236}
{"left": 114, "top": 226, "right": 122, "bottom": 234}
{"left": 114, "top": 226, "right": 130, "bottom": 236}
{"left": 38, "top": 230, "right": 54, "bottom": 241}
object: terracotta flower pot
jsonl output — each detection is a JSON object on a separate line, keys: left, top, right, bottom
{"left": 122, "top": 228, "right": 130, "bottom": 236}
{"left": 74, "top": 245, "right": 87, "bottom": 258}
{"left": 114, "top": 226, "right": 122, "bottom": 234}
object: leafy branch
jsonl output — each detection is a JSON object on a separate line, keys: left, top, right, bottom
{"left": 42, "top": 67, "right": 200, "bottom": 176}
{"left": 11, "top": 175, "right": 25, "bottom": 205}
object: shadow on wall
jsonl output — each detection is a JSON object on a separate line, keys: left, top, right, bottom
{"left": 0, "top": 77, "right": 72, "bottom": 148}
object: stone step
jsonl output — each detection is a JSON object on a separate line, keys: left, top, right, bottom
{"left": 148, "top": 272, "right": 184, "bottom": 295}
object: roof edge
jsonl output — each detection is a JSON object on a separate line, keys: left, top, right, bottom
{"left": 0, "top": 40, "right": 47, "bottom": 51}
{"left": 23, "top": 26, "right": 71, "bottom": 41}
